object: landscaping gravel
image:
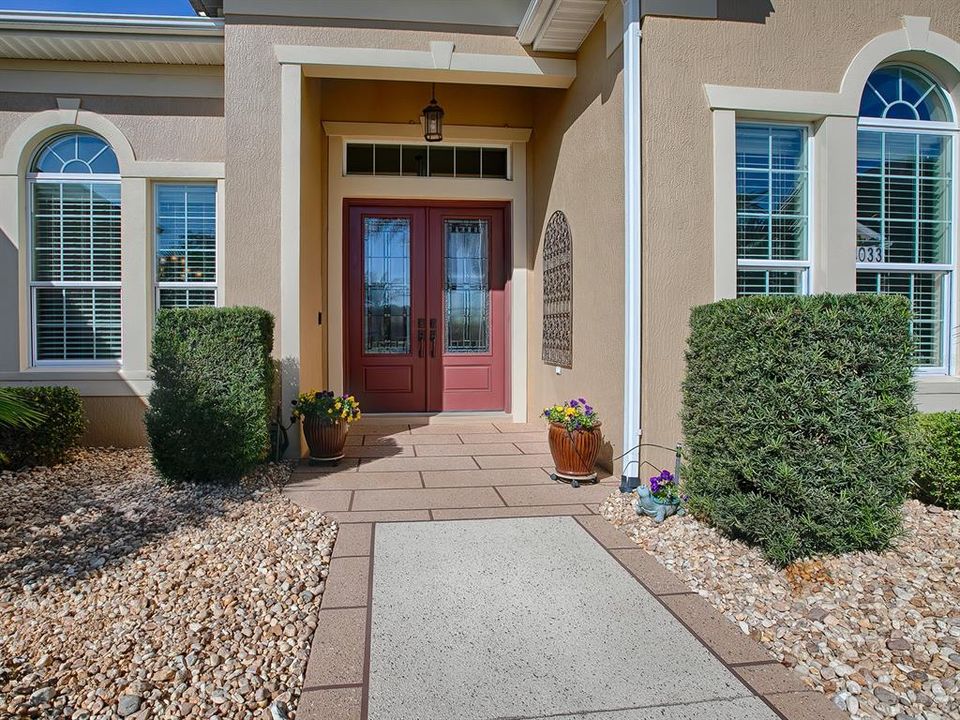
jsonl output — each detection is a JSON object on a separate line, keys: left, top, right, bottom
{"left": 601, "top": 492, "right": 960, "bottom": 720}
{"left": 0, "top": 448, "right": 337, "bottom": 719}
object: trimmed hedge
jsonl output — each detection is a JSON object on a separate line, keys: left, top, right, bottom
{"left": 911, "top": 411, "right": 960, "bottom": 510}
{"left": 146, "top": 306, "right": 275, "bottom": 483}
{"left": 0, "top": 386, "right": 85, "bottom": 469}
{"left": 681, "top": 293, "right": 915, "bottom": 566}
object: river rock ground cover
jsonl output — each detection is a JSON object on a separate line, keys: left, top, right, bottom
{"left": 0, "top": 448, "right": 337, "bottom": 719}
{"left": 601, "top": 492, "right": 960, "bottom": 720}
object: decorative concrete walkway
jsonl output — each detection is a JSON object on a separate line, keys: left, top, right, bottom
{"left": 286, "top": 421, "right": 845, "bottom": 720}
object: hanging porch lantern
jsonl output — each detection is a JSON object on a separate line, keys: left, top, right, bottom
{"left": 421, "top": 83, "right": 444, "bottom": 142}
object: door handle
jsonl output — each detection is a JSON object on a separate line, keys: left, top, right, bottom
{"left": 417, "top": 318, "right": 425, "bottom": 357}
{"left": 429, "top": 319, "right": 437, "bottom": 358}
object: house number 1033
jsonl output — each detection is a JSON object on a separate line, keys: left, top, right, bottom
{"left": 856, "top": 246, "right": 883, "bottom": 263}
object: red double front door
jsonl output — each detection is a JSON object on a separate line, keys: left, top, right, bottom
{"left": 345, "top": 201, "right": 507, "bottom": 413}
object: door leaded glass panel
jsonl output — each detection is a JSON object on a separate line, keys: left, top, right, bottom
{"left": 363, "top": 217, "right": 411, "bottom": 354}
{"left": 443, "top": 219, "right": 489, "bottom": 354}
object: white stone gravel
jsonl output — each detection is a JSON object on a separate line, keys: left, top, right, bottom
{"left": 601, "top": 493, "right": 960, "bottom": 720}
{"left": 0, "top": 448, "right": 337, "bottom": 719}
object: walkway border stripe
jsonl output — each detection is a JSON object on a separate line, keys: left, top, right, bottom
{"left": 359, "top": 523, "right": 376, "bottom": 720}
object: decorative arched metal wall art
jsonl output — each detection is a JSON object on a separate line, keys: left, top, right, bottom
{"left": 542, "top": 210, "right": 573, "bottom": 368}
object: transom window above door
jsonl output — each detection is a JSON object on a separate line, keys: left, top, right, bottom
{"left": 856, "top": 64, "right": 957, "bottom": 372}
{"left": 345, "top": 143, "right": 509, "bottom": 179}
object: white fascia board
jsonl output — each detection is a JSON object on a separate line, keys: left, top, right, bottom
{"left": 0, "top": 10, "right": 224, "bottom": 36}
{"left": 276, "top": 45, "right": 576, "bottom": 89}
{"left": 517, "top": 0, "right": 554, "bottom": 45}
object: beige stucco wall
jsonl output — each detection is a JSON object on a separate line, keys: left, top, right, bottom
{"left": 80, "top": 396, "right": 149, "bottom": 448}
{"left": 639, "top": 0, "right": 960, "bottom": 468}
{"left": 530, "top": 19, "right": 625, "bottom": 471}
{"left": 0, "top": 91, "right": 223, "bottom": 164}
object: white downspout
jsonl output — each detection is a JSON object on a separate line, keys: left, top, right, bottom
{"left": 621, "top": 0, "right": 642, "bottom": 490}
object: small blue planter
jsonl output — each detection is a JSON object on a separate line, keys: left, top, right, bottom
{"left": 633, "top": 486, "right": 685, "bottom": 524}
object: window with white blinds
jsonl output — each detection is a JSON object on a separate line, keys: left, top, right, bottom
{"left": 29, "top": 133, "right": 121, "bottom": 364}
{"left": 735, "top": 123, "right": 810, "bottom": 296}
{"left": 155, "top": 184, "right": 218, "bottom": 310}
{"left": 856, "top": 66, "right": 956, "bottom": 371}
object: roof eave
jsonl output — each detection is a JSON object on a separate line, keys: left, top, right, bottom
{"left": 0, "top": 10, "right": 224, "bottom": 37}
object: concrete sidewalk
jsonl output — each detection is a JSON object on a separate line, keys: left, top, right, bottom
{"left": 297, "top": 514, "right": 846, "bottom": 720}
{"left": 367, "top": 517, "right": 777, "bottom": 720}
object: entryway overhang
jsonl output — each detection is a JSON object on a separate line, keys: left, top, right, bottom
{"left": 274, "top": 42, "right": 576, "bottom": 88}
{"left": 277, "top": 44, "right": 553, "bottom": 455}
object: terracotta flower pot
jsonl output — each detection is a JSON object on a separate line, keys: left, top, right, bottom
{"left": 303, "top": 416, "right": 349, "bottom": 462}
{"left": 547, "top": 422, "right": 602, "bottom": 482}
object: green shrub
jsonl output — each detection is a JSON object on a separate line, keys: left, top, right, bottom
{"left": 911, "top": 411, "right": 960, "bottom": 510}
{"left": 681, "top": 293, "right": 915, "bottom": 566}
{"left": 0, "top": 386, "right": 85, "bottom": 469}
{"left": 146, "top": 306, "right": 275, "bottom": 483}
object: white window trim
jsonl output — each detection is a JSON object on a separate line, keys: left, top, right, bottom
{"left": 27, "top": 172, "right": 123, "bottom": 368}
{"left": 856, "top": 76, "right": 959, "bottom": 376}
{"left": 152, "top": 181, "right": 221, "bottom": 312}
{"left": 734, "top": 120, "right": 815, "bottom": 297}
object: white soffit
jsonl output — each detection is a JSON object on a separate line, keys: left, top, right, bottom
{"left": 0, "top": 11, "right": 224, "bottom": 65}
{"left": 517, "top": 0, "right": 607, "bottom": 53}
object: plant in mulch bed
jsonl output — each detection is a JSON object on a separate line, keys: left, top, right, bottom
{"left": 681, "top": 293, "right": 915, "bottom": 567}
{"left": 0, "top": 386, "right": 84, "bottom": 469}
{"left": 146, "top": 306, "right": 274, "bottom": 484}
{"left": 911, "top": 411, "right": 960, "bottom": 510}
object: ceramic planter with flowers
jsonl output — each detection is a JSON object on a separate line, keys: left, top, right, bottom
{"left": 291, "top": 390, "right": 361, "bottom": 463}
{"left": 542, "top": 398, "right": 602, "bottom": 485}
{"left": 634, "top": 469, "right": 686, "bottom": 523}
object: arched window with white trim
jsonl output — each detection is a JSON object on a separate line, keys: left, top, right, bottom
{"left": 29, "top": 132, "right": 121, "bottom": 364}
{"left": 856, "top": 65, "right": 956, "bottom": 372}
